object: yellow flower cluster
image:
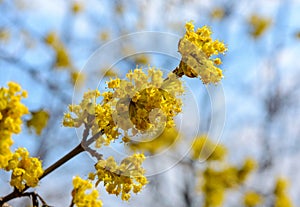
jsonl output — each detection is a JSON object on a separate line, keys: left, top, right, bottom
{"left": 71, "top": 2, "right": 83, "bottom": 14}
{"left": 248, "top": 14, "right": 271, "bottom": 39}
{"left": 201, "top": 158, "right": 256, "bottom": 207}
{"left": 100, "top": 67, "right": 118, "bottom": 78}
{"left": 99, "top": 31, "right": 110, "bottom": 42}
{"left": 44, "top": 32, "right": 71, "bottom": 68}
{"left": 244, "top": 191, "right": 262, "bottom": 207}
{"left": 273, "top": 178, "right": 293, "bottom": 207}
{"left": 128, "top": 127, "right": 180, "bottom": 154}
{"left": 201, "top": 167, "right": 225, "bottom": 207}
{"left": 210, "top": 7, "right": 225, "bottom": 20}
{"left": 133, "top": 54, "right": 150, "bottom": 65}
{"left": 0, "top": 82, "right": 28, "bottom": 169}
{"left": 238, "top": 158, "right": 257, "bottom": 182}
{"left": 191, "top": 135, "right": 227, "bottom": 161}
{"left": 6, "top": 148, "right": 43, "bottom": 191}
{"left": 63, "top": 90, "right": 119, "bottom": 146}
{"left": 45, "top": 33, "right": 85, "bottom": 88}
{"left": 63, "top": 90, "right": 99, "bottom": 127}
{"left": 90, "top": 154, "right": 148, "bottom": 201}
{"left": 195, "top": 137, "right": 257, "bottom": 207}
{"left": 72, "top": 176, "right": 102, "bottom": 207}
{"left": 64, "top": 68, "right": 183, "bottom": 147}
{"left": 177, "top": 22, "right": 227, "bottom": 84}
{"left": 0, "top": 28, "right": 10, "bottom": 42}
{"left": 109, "top": 67, "right": 183, "bottom": 135}
{"left": 71, "top": 71, "right": 85, "bottom": 87}
{"left": 26, "top": 109, "right": 49, "bottom": 136}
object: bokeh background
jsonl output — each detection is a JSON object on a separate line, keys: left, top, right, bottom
{"left": 1, "top": 0, "right": 300, "bottom": 206}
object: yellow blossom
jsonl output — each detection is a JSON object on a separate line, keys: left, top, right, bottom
{"left": 238, "top": 158, "right": 257, "bottom": 182}
{"left": 200, "top": 163, "right": 255, "bottom": 207}
{"left": 177, "top": 21, "right": 227, "bottom": 84}
{"left": 63, "top": 89, "right": 119, "bottom": 146}
{"left": 248, "top": 14, "right": 271, "bottom": 39}
{"left": 99, "top": 31, "right": 110, "bottom": 41}
{"left": 133, "top": 54, "right": 150, "bottom": 65}
{"left": 99, "top": 67, "right": 118, "bottom": 78}
{"left": 210, "top": 7, "right": 225, "bottom": 20}
{"left": 54, "top": 45, "right": 71, "bottom": 67}
{"left": 275, "top": 194, "right": 294, "bottom": 207}
{"left": 0, "top": 28, "right": 10, "bottom": 42}
{"left": 244, "top": 191, "right": 262, "bottom": 207}
{"left": 72, "top": 176, "right": 102, "bottom": 207}
{"left": 273, "top": 178, "right": 293, "bottom": 207}
{"left": 0, "top": 82, "right": 28, "bottom": 169}
{"left": 91, "top": 154, "right": 147, "bottom": 201}
{"left": 71, "top": 2, "right": 83, "bottom": 14}
{"left": 102, "top": 92, "right": 113, "bottom": 103}
{"left": 197, "top": 140, "right": 258, "bottom": 207}
{"left": 115, "top": 3, "right": 124, "bottom": 14}
{"left": 44, "top": 32, "right": 71, "bottom": 68}
{"left": 63, "top": 67, "right": 183, "bottom": 151}
{"left": 26, "top": 109, "right": 49, "bottom": 136}
{"left": 109, "top": 67, "right": 183, "bottom": 135}
{"left": 107, "top": 78, "right": 120, "bottom": 89}
{"left": 202, "top": 167, "right": 227, "bottom": 207}
{"left": 191, "top": 135, "right": 227, "bottom": 161}
{"left": 71, "top": 71, "right": 85, "bottom": 87}
{"left": 44, "top": 32, "right": 58, "bottom": 46}
{"left": 128, "top": 127, "right": 180, "bottom": 154}
{"left": 6, "top": 148, "right": 43, "bottom": 191}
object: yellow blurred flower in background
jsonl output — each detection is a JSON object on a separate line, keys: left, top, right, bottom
{"left": 71, "top": 71, "right": 85, "bottom": 87}
{"left": 128, "top": 127, "right": 180, "bottom": 154}
{"left": 244, "top": 191, "right": 262, "bottom": 207}
{"left": 71, "top": 2, "right": 83, "bottom": 14}
{"left": 210, "top": 7, "right": 225, "bottom": 20}
{"left": 26, "top": 109, "right": 49, "bottom": 136}
{"left": 274, "top": 178, "right": 294, "bottom": 207}
{"left": 191, "top": 135, "right": 227, "bottom": 161}
{"left": 44, "top": 32, "right": 71, "bottom": 68}
{"left": 248, "top": 14, "right": 271, "bottom": 39}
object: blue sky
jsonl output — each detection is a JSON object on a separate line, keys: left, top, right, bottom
{"left": 1, "top": 0, "right": 300, "bottom": 206}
